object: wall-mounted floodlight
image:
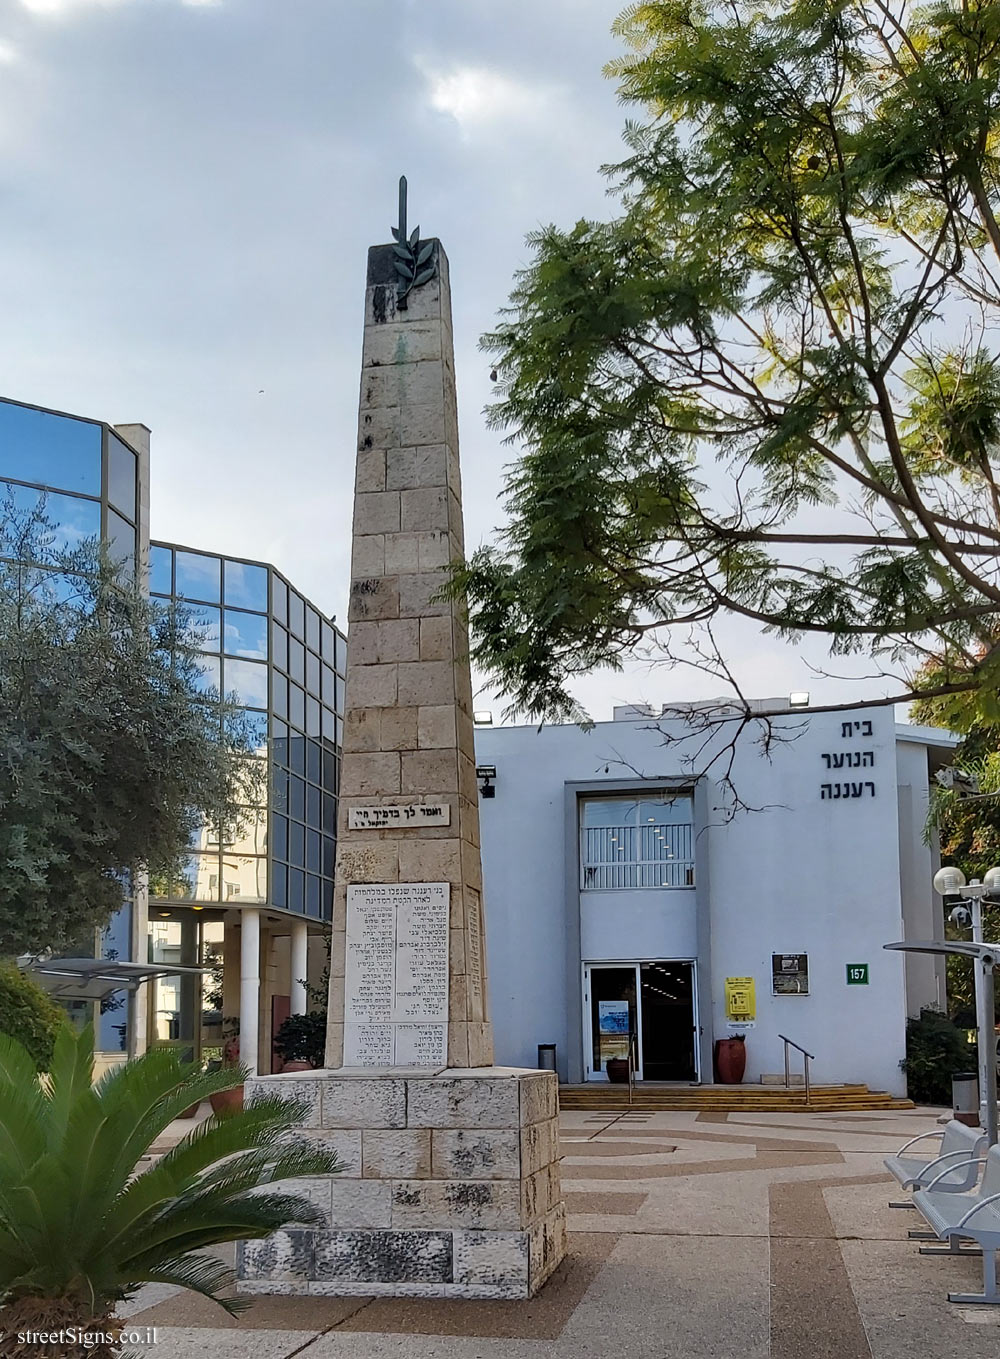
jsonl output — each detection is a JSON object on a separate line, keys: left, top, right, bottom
{"left": 473, "top": 711, "right": 494, "bottom": 726}
{"left": 476, "top": 764, "right": 497, "bottom": 798}
{"left": 788, "top": 691, "right": 810, "bottom": 707}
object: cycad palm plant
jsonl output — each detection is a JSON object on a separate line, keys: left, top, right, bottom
{"left": 0, "top": 1024, "right": 338, "bottom": 1358}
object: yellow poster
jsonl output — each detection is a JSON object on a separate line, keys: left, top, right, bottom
{"left": 725, "top": 977, "right": 756, "bottom": 1022}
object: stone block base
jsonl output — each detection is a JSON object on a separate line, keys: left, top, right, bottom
{"left": 236, "top": 1067, "right": 566, "bottom": 1300}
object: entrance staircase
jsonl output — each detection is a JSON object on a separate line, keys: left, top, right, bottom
{"left": 559, "top": 1082, "right": 914, "bottom": 1112}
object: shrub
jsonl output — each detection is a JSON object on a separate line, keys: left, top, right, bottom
{"left": 273, "top": 1012, "right": 326, "bottom": 1068}
{"left": 0, "top": 963, "right": 65, "bottom": 1072}
{"left": 902, "top": 1006, "right": 973, "bottom": 1105}
{"left": 0, "top": 1024, "right": 341, "bottom": 1358}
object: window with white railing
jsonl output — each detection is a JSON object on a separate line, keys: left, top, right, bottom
{"left": 580, "top": 794, "right": 695, "bottom": 890}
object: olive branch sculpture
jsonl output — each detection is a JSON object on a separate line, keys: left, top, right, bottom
{"left": 391, "top": 175, "right": 437, "bottom": 309}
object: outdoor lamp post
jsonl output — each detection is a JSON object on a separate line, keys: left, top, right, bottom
{"left": 932, "top": 866, "right": 1000, "bottom": 1133}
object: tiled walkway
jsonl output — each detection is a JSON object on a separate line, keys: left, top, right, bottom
{"left": 123, "top": 1106, "right": 1000, "bottom": 1357}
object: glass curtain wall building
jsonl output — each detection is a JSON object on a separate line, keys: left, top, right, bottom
{"left": 0, "top": 393, "right": 346, "bottom": 1075}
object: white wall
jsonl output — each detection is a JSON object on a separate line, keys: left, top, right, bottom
{"left": 476, "top": 704, "right": 922, "bottom": 1095}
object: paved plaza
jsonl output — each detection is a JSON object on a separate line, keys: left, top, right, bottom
{"left": 119, "top": 1104, "right": 1000, "bottom": 1357}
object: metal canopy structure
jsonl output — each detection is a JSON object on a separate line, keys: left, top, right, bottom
{"left": 18, "top": 957, "right": 208, "bottom": 1003}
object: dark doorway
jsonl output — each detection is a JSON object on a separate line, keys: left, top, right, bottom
{"left": 639, "top": 962, "right": 696, "bottom": 1080}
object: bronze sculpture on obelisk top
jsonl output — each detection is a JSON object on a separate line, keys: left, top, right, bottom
{"left": 236, "top": 182, "right": 566, "bottom": 1300}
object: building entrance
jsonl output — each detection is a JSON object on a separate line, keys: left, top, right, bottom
{"left": 584, "top": 961, "right": 698, "bottom": 1081}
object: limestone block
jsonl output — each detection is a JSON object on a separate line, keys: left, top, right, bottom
{"left": 398, "top": 571, "right": 449, "bottom": 619}
{"left": 396, "top": 838, "right": 461, "bottom": 883}
{"left": 361, "top": 360, "right": 444, "bottom": 412}
{"left": 385, "top": 447, "right": 417, "bottom": 491}
{"left": 394, "top": 277, "right": 444, "bottom": 325}
{"left": 339, "top": 751, "right": 401, "bottom": 798}
{"left": 352, "top": 534, "right": 385, "bottom": 578}
{"left": 354, "top": 491, "right": 401, "bottom": 536}
{"left": 419, "top": 616, "right": 453, "bottom": 662}
{"left": 263, "top": 1175, "right": 332, "bottom": 1226}
{"left": 357, "top": 404, "right": 400, "bottom": 450}
{"left": 417, "top": 531, "right": 452, "bottom": 570}
{"left": 453, "top": 1230, "right": 529, "bottom": 1290}
{"left": 321, "top": 1078, "right": 407, "bottom": 1129}
{"left": 405, "top": 1076, "right": 519, "bottom": 1130}
{"left": 528, "top": 1202, "right": 568, "bottom": 1292}
{"left": 459, "top": 841, "right": 484, "bottom": 893}
{"left": 520, "top": 1118, "right": 559, "bottom": 1178}
{"left": 400, "top": 486, "right": 449, "bottom": 533}
{"left": 246, "top": 1076, "right": 320, "bottom": 1128}
{"left": 313, "top": 1229, "right": 452, "bottom": 1284}
{"left": 383, "top": 532, "right": 420, "bottom": 574}
{"left": 519, "top": 1073, "right": 558, "bottom": 1126}
{"left": 467, "top": 1023, "right": 495, "bottom": 1069}
{"left": 335, "top": 843, "right": 399, "bottom": 885}
{"left": 236, "top": 1280, "right": 308, "bottom": 1296}
{"left": 447, "top": 1022, "right": 470, "bottom": 1069}
{"left": 378, "top": 706, "right": 418, "bottom": 751}
{"left": 363, "top": 1129, "right": 432, "bottom": 1179}
{"left": 448, "top": 972, "right": 468, "bottom": 1018}
{"left": 459, "top": 802, "right": 481, "bottom": 849}
{"left": 390, "top": 1179, "right": 521, "bottom": 1231}
{"left": 343, "top": 707, "right": 381, "bottom": 753}
{"left": 349, "top": 576, "right": 399, "bottom": 623}
{"left": 355, "top": 447, "right": 386, "bottom": 493}
{"left": 236, "top": 1230, "right": 312, "bottom": 1283}
{"left": 449, "top": 926, "right": 466, "bottom": 975}
{"left": 431, "top": 1129, "right": 520, "bottom": 1180}
{"left": 364, "top": 321, "right": 442, "bottom": 366}
{"left": 282, "top": 1127, "right": 362, "bottom": 1178}
{"left": 328, "top": 1179, "right": 392, "bottom": 1228}
{"left": 397, "top": 660, "right": 455, "bottom": 707}
{"left": 520, "top": 1163, "right": 561, "bottom": 1224}
{"left": 401, "top": 750, "right": 460, "bottom": 797}
{"left": 385, "top": 446, "right": 449, "bottom": 492}
{"left": 348, "top": 662, "right": 397, "bottom": 709}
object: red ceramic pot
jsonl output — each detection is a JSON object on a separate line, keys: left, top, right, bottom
{"left": 281, "top": 1060, "right": 312, "bottom": 1073}
{"left": 606, "top": 1058, "right": 630, "bottom": 1084}
{"left": 715, "top": 1036, "right": 747, "bottom": 1084}
{"left": 209, "top": 1085, "right": 244, "bottom": 1115}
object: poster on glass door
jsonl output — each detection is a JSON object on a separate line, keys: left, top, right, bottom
{"left": 598, "top": 1000, "right": 631, "bottom": 1065}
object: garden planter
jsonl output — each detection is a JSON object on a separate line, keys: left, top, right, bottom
{"left": 281, "top": 1060, "right": 312, "bottom": 1073}
{"left": 208, "top": 1085, "right": 244, "bottom": 1115}
{"left": 714, "top": 1035, "right": 746, "bottom": 1084}
{"left": 605, "top": 1057, "right": 630, "bottom": 1084}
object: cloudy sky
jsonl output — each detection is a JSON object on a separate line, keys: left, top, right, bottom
{"left": 0, "top": 0, "right": 880, "bottom": 722}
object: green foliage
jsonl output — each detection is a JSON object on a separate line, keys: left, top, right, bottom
{"left": 273, "top": 1012, "right": 326, "bottom": 1068}
{"left": 0, "top": 501, "right": 264, "bottom": 954}
{"left": 454, "top": 1, "right": 1000, "bottom": 726}
{"left": 0, "top": 1023, "right": 340, "bottom": 1332}
{"left": 902, "top": 1006, "right": 974, "bottom": 1106}
{"left": 0, "top": 965, "right": 65, "bottom": 1073}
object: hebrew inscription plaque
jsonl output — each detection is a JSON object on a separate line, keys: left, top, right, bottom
{"left": 344, "top": 882, "right": 450, "bottom": 1066}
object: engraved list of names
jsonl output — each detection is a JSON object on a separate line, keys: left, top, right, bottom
{"left": 343, "top": 882, "right": 450, "bottom": 1066}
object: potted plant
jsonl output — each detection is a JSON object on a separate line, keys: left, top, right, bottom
{"left": 274, "top": 1011, "right": 326, "bottom": 1072}
{"left": 209, "top": 1018, "right": 243, "bottom": 1114}
{"left": 605, "top": 1057, "right": 630, "bottom": 1084}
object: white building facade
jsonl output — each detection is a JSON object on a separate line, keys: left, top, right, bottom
{"left": 475, "top": 703, "right": 957, "bottom": 1097}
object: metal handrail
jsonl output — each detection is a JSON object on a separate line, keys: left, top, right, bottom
{"left": 778, "top": 1033, "right": 815, "bottom": 1104}
{"left": 627, "top": 1031, "right": 638, "bottom": 1105}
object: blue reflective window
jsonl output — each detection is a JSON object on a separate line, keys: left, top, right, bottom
{"left": 288, "top": 868, "right": 305, "bottom": 912}
{"left": 271, "top": 621, "right": 288, "bottom": 672}
{"left": 182, "top": 603, "right": 221, "bottom": 652}
{"left": 0, "top": 482, "right": 101, "bottom": 556}
{"left": 289, "top": 734, "right": 305, "bottom": 777}
{"left": 288, "top": 591, "right": 305, "bottom": 638}
{"left": 306, "top": 874, "right": 321, "bottom": 918}
{"left": 321, "top": 620, "right": 335, "bottom": 661}
{"left": 306, "top": 696, "right": 321, "bottom": 738}
{"left": 272, "top": 865, "right": 287, "bottom": 909}
{"left": 288, "top": 637, "right": 305, "bottom": 684}
{"left": 224, "top": 560, "right": 268, "bottom": 612}
{"left": 224, "top": 658, "right": 268, "bottom": 708}
{"left": 149, "top": 544, "right": 172, "bottom": 595}
{"left": 306, "top": 608, "right": 320, "bottom": 653}
{"left": 107, "top": 509, "right": 136, "bottom": 574}
{"left": 322, "top": 748, "right": 337, "bottom": 791}
{"left": 272, "top": 674, "right": 288, "bottom": 721}
{"left": 272, "top": 576, "right": 288, "bottom": 624}
{"left": 289, "top": 683, "right": 305, "bottom": 732}
{"left": 227, "top": 706, "right": 268, "bottom": 753}
{"left": 289, "top": 776, "right": 305, "bottom": 822}
{"left": 289, "top": 821, "right": 305, "bottom": 868}
{"left": 322, "top": 793, "right": 336, "bottom": 834}
{"left": 335, "top": 632, "right": 347, "bottom": 675}
{"left": 271, "top": 814, "right": 288, "bottom": 862}
{"left": 0, "top": 400, "right": 101, "bottom": 495}
{"left": 107, "top": 434, "right": 137, "bottom": 521}
{"left": 306, "top": 740, "right": 321, "bottom": 786}
{"left": 322, "top": 706, "right": 335, "bottom": 742}
{"left": 224, "top": 609, "right": 267, "bottom": 660}
{"left": 336, "top": 675, "right": 346, "bottom": 712}
{"left": 272, "top": 771, "right": 289, "bottom": 816}
{"left": 322, "top": 835, "right": 335, "bottom": 878}
{"left": 306, "top": 829, "right": 321, "bottom": 873}
{"left": 306, "top": 783, "right": 321, "bottom": 829}
{"left": 306, "top": 650, "right": 320, "bottom": 695}
{"left": 192, "top": 655, "right": 220, "bottom": 694}
{"left": 321, "top": 664, "right": 335, "bottom": 705}
{"left": 175, "top": 550, "right": 221, "bottom": 603}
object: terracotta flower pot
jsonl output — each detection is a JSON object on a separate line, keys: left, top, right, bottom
{"left": 281, "top": 1060, "right": 312, "bottom": 1073}
{"left": 176, "top": 1102, "right": 201, "bottom": 1119}
{"left": 606, "top": 1057, "right": 630, "bottom": 1084}
{"left": 714, "top": 1036, "right": 747, "bottom": 1084}
{"left": 209, "top": 1084, "right": 244, "bottom": 1115}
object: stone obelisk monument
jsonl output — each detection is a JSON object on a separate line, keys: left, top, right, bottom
{"left": 237, "top": 182, "right": 566, "bottom": 1300}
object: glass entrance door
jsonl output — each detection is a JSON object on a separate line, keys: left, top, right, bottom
{"left": 584, "top": 960, "right": 698, "bottom": 1081}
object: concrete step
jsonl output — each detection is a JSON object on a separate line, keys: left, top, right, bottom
{"left": 559, "top": 1082, "right": 914, "bottom": 1112}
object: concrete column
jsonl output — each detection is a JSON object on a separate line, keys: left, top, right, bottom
{"left": 240, "top": 908, "right": 261, "bottom": 1076}
{"left": 290, "top": 919, "right": 308, "bottom": 1015}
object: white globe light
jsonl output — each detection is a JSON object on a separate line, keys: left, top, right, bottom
{"left": 933, "top": 866, "right": 967, "bottom": 896}
{"left": 985, "top": 867, "right": 1000, "bottom": 895}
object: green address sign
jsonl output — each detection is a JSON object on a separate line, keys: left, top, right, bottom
{"left": 846, "top": 963, "right": 869, "bottom": 986}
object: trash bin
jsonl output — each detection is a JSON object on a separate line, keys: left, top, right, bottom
{"left": 953, "top": 1072, "right": 980, "bottom": 1127}
{"left": 537, "top": 1043, "right": 557, "bottom": 1074}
